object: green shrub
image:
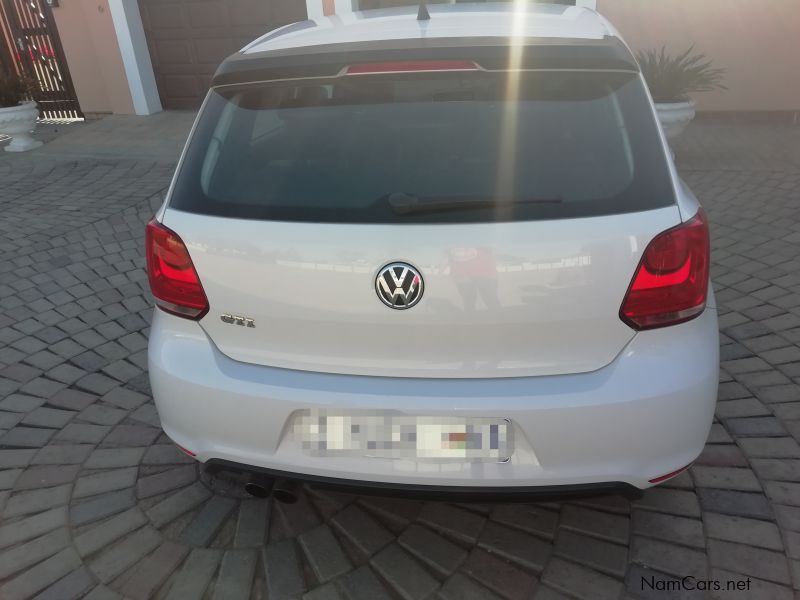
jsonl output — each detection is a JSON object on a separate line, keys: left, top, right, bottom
{"left": 0, "top": 71, "right": 38, "bottom": 108}
{"left": 637, "top": 46, "right": 727, "bottom": 103}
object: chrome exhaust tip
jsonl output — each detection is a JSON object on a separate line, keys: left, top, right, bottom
{"left": 243, "top": 475, "right": 273, "bottom": 499}
{"left": 271, "top": 478, "right": 301, "bottom": 504}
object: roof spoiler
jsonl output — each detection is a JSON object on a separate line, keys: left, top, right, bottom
{"left": 213, "top": 37, "right": 638, "bottom": 87}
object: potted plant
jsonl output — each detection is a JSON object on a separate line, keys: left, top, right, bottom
{"left": 0, "top": 72, "right": 42, "bottom": 152}
{"left": 637, "top": 46, "right": 726, "bottom": 140}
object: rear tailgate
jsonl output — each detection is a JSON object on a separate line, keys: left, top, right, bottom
{"left": 164, "top": 206, "right": 680, "bottom": 378}
{"left": 163, "top": 65, "right": 679, "bottom": 378}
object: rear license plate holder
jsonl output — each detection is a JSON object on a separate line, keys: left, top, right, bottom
{"left": 293, "top": 410, "right": 512, "bottom": 462}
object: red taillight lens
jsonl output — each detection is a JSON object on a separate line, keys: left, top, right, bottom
{"left": 620, "top": 210, "right": 710, "bottom": 330}
{"left": 344, "top": 60, "right": 480, "bottom": 75}
{"left": 145, "top": 220, "right": 209, "bottom": 320}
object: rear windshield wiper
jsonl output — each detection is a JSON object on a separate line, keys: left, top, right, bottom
{"left": 385, "top": 192, "right": 562, "bottom": 215}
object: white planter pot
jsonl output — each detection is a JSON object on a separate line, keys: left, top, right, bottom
{"left": 0, "top": 101, "right": 42, "bottom": 152}
{"left": 655, "top": 100, "right": 696, "bottom": 141}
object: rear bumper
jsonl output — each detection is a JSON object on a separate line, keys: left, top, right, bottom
{"left": 148, "top": 308, "right": 718, "bottom": 491}
{"left": 207, "top": 459, "right": 643, "bottom": 502}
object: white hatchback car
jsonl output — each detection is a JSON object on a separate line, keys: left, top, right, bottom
{"left": 147, "top": 3, "right": 718, "bottom": 501}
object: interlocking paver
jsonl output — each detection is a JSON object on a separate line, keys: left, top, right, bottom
{"left": 739, "top": 436, "right": 800, "bottom": 458}
{"left": 273, "top": 491, "right": 322, "bottom": 536}
{"left": 331, "top": 503, "right": 393, "bottom": 557}
{"left": 338, "top": 565, "right": 393, "bottom": 600}
{"left": 234, "top": 498, "right": 270, "bottom": 548}
{"left": 0, "top": 528, "right": 71, "bottom": 579}
{"left": 88, "top": 525, "right": 162, "bottom": 584}
{"left": 103, "top": 424, "right": 160, "bottom": 446}
{"left": 2, "top": 483, "right": 72, "bottom": 518}
{"left": 560, "top": 505, "right": 630, "bottom": 544}
{"left": 542, "top": 557, "right": 622, "bottom": 600}
{"left": 33, "top": 566, "right": 95, "bottom": 600}
{"left": 708, "top": 539, "right": 791, "bottom": 585}
{"left": 77, "top": 403, "right": 128, "bottom": 425}
{"left": 555, "top": 529, "right": 628, "bottom": 578}
{"left": 634, "top": 488, "right": 701, "bottom": 518}
{"left": 12, "top": 464, "right": 80, "bottom": 490}
{"left": 359, "top": 496, "right": 422, "bottom": 529}
{"left": 141, "top": 444, "right": 192, "bottom": 465}
{"left": 0, "top": 426, "right": 55, "bottom": 448}
{"left": 631, "top": 510, "right": 704, "bottom": 548}
{"left": 0, "top": 506, "right": 67, "bottom": 549}
{"left": 692, "top": 466, "right": 763, "bottom": 491}
{"left": 74, "top": 507, "right": 149, "bottom": 557}
{"left": 460, "top": 547, "right": 538, "bottom": 600}
{"left": 398, "top": 523, "right": 467, "bottom": 577}
{"left": 0, "top": 448, "right": 36, "bottom": 468}
{"left": 1, "top": 118, "right": 799, "bottom": 599}
{"left": 21, "top": 406, "right": 75, "bottom": 428}
{"left": 478, "top": 520, "right": 552, "bottom": 572}
{"left": 631, "top": 536, "right": 708, "bottom": 580}
{"left": 371, "top": 544, "right": 440, "bottom": 600}
{"left": 263, "top": 540, "right": 306, "bottom": 600}
{"left": 764, "top": 481, "right": 800, "bottom": 506}
{"left": 145, "top": 481, "right": 211, "bottom": 528}
{"left": 711, "top": 512, "right": 783, "bottom": 556}
{"left": 698, "top": 487, "right": 775, "bottom": 520}
{"left": 0, "top": 547, "right": 82, "bottom": 600}
{"left": 298, "top": 524, "right": 352, "bottom": 583}
{"left": 179, "top": 495, "right": 236, "bottom": 546}
{"left": 47, "top": 388, "right": 97, "bottom": 411}
{"left": 438, "top": 573, "right": 502, "bottom": 600}
{"left": 117, "top": 540, "right": 189, "bottom": 600}
{"left": 71, "top": 488, "right": 137, "bottom": 526}
{"left": 73, "top": 467, "right": 138, "bottom": 498}
{"left": 55, "top": 423, "right": 110, "bottom": 444}
{"left": 726, "top": 416, "right": 787, "bottom": 437}
{"left": 32, "top": 444, "right": 93, "bottom": 465}
{"left": 696, "top": 443, "right": 749, "bottom": 467}
{"left": 751, "top": 458, "right": 800, "bottom": 481}
{"left": 136, "top": 464, "right": 196, "bottom": 498}
{"left": 418, "top": 502, "right": 485, "bottom": 544}
{"left": 212, "top": 549, "right": 258, "bottom": 600}
{"left": 84, "top": 447, "right": 146, "bottom": 469}
{"left": 490, "top": 504, "right": 558, "bottom": 540}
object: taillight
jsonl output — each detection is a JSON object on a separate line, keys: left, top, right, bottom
{"left": 344, "top": 60, "right": 480, "bottom": 75}
{"left": 620, "top": 210, "right": 710, "bottom": 330}
{"left": 145, "top": 220, "right": 209, "bottom": 320}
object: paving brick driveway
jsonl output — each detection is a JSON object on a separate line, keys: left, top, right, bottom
{"left": 1, "top": 117, "right": 799, "bottom": 600}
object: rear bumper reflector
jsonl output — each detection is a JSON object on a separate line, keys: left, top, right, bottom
{"left": 648, "top": 463, "right": 692, "bottom": 484}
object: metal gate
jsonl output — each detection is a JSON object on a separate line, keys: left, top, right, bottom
{"left": 0, "top": 0, "right": 82, "bottom": 119}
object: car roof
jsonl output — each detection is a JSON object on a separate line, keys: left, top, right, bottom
{"left": 212, "top": 3, "right": 635, "bottom": 87}
{"left": 243, "top": 3, "right": 618, "bottom": 56}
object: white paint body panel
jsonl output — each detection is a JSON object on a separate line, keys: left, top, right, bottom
{"left": 148, "top": 4, "right": 719, "bottom": 489}
{"left": 244, "top": 3, "right": 614, "bottom": 55}
{"left": 163, "top": 207, "right": 681, "bottom": 378}
{"left": 149, "top": 306, "right": 718, "bottom": 489}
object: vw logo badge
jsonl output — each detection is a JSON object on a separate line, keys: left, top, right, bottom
{"left": 376, "top": 262, "right": 424, "bottom": 309}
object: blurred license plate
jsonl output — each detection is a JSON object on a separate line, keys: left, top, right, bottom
{"left": 294, "top": 410, "right": 512, "bottom": 462}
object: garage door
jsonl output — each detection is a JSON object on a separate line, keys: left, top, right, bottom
{"left": 138, "top": 0, "right": 307, "bottom": 109}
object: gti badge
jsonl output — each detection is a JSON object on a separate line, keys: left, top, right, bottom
{"left": 375, "top": 262, "right": 424, "bottom": 309}
{"left": 221, "top": 314, "right": 255, "bottom": 328}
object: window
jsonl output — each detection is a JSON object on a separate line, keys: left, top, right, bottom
{"left": 171, "top": 70, "right": 673, "bottom": 223}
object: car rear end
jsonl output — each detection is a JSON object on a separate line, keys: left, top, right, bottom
{"left": 147, "top": 5, "right": 718, "bottom": 495}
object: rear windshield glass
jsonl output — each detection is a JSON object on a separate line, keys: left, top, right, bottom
{"left": 170, "top": 70, "right": 674, "bottom": 223}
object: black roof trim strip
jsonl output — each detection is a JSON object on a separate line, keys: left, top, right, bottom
{"left": 213, "top": 36, "right": 638, "bottom": 87}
